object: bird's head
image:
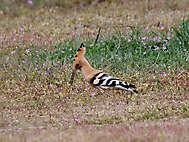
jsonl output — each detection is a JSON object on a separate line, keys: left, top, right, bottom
{"left": 70, "top": 43, "right": 86, "bottom": 85}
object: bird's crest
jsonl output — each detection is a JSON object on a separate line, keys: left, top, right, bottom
{"left": 73, "top": 43, "right": 86, "bottom": 70}
{"left": 70, "top": 43, "right": 86, "bottom": 85}
{"left": 75, "top": 43, "right": 86, "bottom": 59}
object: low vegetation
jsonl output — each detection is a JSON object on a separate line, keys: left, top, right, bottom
{"left": 0, "top": 0, "right": 188, "bottom": 141}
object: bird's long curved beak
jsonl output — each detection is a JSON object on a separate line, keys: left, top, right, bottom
{"left": 70, "top": 69, "right": 76, "bottom": 85}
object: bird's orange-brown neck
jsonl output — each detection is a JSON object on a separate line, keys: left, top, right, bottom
{"left": 79, "top": 57, "right": 101, "bottom": 82}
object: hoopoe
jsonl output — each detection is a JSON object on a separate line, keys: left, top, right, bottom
{"left": 70, "top": 43, "right": 138, "bottom": 94}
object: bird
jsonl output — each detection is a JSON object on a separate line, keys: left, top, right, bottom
{"left": 70, "top": 43, "right": 138, "bottom": 94}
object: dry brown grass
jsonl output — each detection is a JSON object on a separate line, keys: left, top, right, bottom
{"left": 0, "top": 0, "right": 189, "bottom": 45}
{"left": 0, "top": 119, "right": 189, "bottom": 142}
{"left": 0, "top": 67, "right": 188, "bottom": 141}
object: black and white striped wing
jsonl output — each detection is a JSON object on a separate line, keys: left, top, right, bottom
{"left": 90, "top": 72, "right": 138, "bottom": 93}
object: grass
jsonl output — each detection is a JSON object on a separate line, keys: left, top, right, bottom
{"left": 0, "top": 0, "right": 189, "bottom": 142}
{"left": 52, "top": 20, "right": 188, "bottom": 72}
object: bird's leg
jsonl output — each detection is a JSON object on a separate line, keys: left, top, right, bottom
{"left": 95, "top": 86, "right": 105, "bottom": 95}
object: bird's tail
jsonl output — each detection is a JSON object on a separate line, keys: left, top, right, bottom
{"left": 113, "top": 80, "right": 138, "bottom": 93}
